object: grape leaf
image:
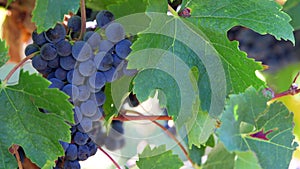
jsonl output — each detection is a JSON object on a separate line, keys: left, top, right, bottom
{"left": 0, "top": 40, "right": 9, "bottom": 68}
{"left": 107, "top": 0, "right": 148, "bottom": 19}
{"left": 203, "top": 143, "right": 262, "bottom": 169}
{"left": 136, "top": 145, "right": 183, "bottom": 169}
{"left": 185, "top": 111, "right": 216, "bottom": 148}
{"left": 0, "top": 71, "right": 73, "bottom": 168}
{"left": 283, "top": 0, "right": 300, "bottom": 30}
{"left": 234, "top": 151, "right": 262, "bottom": 169}
{"left": 86, "top": 0, "right": 117, "bottom": 11}
{"left": 103, "top": 75, "right": 133, "bottom": 122}
{"left": 184, "top": 0, "right": 294, "bottom": 43}
{"left": 32, "top": 0, "right": 80, "bottom": 33}
{"left": 203, "top": 143, "right": 235, "bottom": 169}
{"left": 217, "top": 87, "right": 297, "bottom": 169}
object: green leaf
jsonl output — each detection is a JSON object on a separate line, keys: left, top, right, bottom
{"left": 86, "top": 0, "right": 117, "bottom": 11}
{"left": 103, "top": 75, "right": 133, "bottom": 122}
{"left": 185, "top": 111, "right": 216, "bottom": 148}
{"left": 203, "top": 143, "right": 262, "bottom": 169}
{"left": 284, "top": 0, "right": 300, "bottom": 30}
{"left": 234, "top": 151, "right": 262, "bottom": 169}
{"left": 188, "top": 145, "right": 206, "bottom": 165}
{"left": 217, "top": 87, "right": 297, "bottom": 169}
{"left": 136, "top": 145, "right": 183, "bottom": 169}
{"left": 185, "top": 0, "right": 294, "bottom": 43}
{"left": 107, "top": 0, "right": 148, "bottom": 19}
{"left": 0, "top": 71, "right": 73, "bottom": 168}
{"left": 0, "top": 40, "right": 9, "bottom": 68}
{"left": 203, "top": 143, "right": 235, "bottom": 169}
{"left": 32, "top": 0, "right": 80, "bottom": 33}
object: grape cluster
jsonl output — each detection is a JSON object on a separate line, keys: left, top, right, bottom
{"left": 227, "top": 26, "right": 300, "bottom": 72}
{"left": 26, "top": 10, "right": 135, "bottom": 169}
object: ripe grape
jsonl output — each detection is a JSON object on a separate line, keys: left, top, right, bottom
{"left": 99, "top": 40, "right": 114, "bottom": 52}
{"left": 32, "top": 30, "right": 47, "bottom": 46}
{"left": 77, "top": 145, "right": 90, "bottom": 161}
{"left": 31, "top": 55, "right": 48, "bottom": 71}
{"left": 74, "top": 106, "right": 83, "bottom": 124}
{"left": 103, "top": 66, "right": 118, "bottom": 82}
{"left": 40, "top": 43, "right": 57, "bottom": 60}
{"left": 105, "top": 22, "right": 125, "bottom": 43}
{"left": 49, "top": 78, "right": 64, "bottom": 89}
{"left": 97, "top": 53, "right": 114, "bottom": 71}
{"left": 60, "top": 55, "right": 76, "bottom": 70}
{"left": 56, "top": 40, "right": 72, "bottom": 56}
{"left": 80, "top": 100, "right": 97, "bottom": 117}
{"left": 65, "top": 144, "right": 78, "bottom": 161}
{"left": 77, "top": 85, "right": 91, "bottom": 102}
{"left": 80, "top": 118, "right": 93, "bottom": 133}
{"left": 96, "top": 10, "right": 114, "bottom": 28}
{"left": 54, "top": 68, "right": 67, "bottom": 80}
{"left": 48, "top": 57, "right": 60, "bottom": 69}
{"left": 45, "top": 23, "right": 66, "bottom": 43}
{"left": 62, "top": 84, "right": 79, "bottom": 100}
{"left": 72, "top": 41, "right": 92, "bottom": 62}
{"left": 67, "top": 69, "right": 85, "bottom": 86}
{"left": 84, "top": 31, "right": 101, "bottom": 51}
{"left": 64, "top": 160, "right": 80, "bottom": 169}
{"left": 68, "top": 15, "right": 82, "bottom": 32}
{"left": 115, "top": 39, "right": 132, "bottom": 59}
{"left": 25, "top": 44, "right": 39, "bottom": 56}
{"left": 88, "top": 72, "right": 106, "bottom": 90}
{"left": 74, "top": 132, "right": 89, "bottom": 145}
{"left": 78, "top": 59, "right": 97, "bottom": 77}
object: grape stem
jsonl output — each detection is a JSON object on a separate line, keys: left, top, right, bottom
{"left": 271, "top": 71, "right": 300, "bottom": 100}
{"left": 3, "top": 53, "right": 36, "bottom": 84}
{"left": 9, "top": 145, "right": 23, "bottom": 169}
{"left": 112, "top": 114, "right": 172, "bottom": 121}
{"left": 168, "top": 4, "right": 179, "bottom": 17}
{"left": 98, "top": 146, "right": 121, "bottom": 169}
{"left": 78, "top": 0, "right": 86, "bottom": 40}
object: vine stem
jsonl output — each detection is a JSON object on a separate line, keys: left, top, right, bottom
{"left": 112, "top": 114, "right": 172, "bottom": 121}
{"left": 78, "top": 0, "right": 86, "bottom": 40}
{"left": 9, "top": 145, "right": 23, "bottom": 169}
{"left": 3, "top": 53, "right": 35, "bottom": 83}
{"left": 271, "top": 71, "right": 300, "bottom": 101}
{"left": 98, "top": 146, "right": 121, "bottom": 169}
{"left": 168, "top": 4, "right": 178, "bottom": 17}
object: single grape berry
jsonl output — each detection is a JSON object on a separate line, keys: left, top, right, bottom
{"left": 60, "top": 55, "right": 76, "bottom": 70}
{"left": 31, "top": 55, "right": 48, "bottom": 71}
{"left": 45, "top": 23, "right": 66, "bottom": 43}
{"left": 115, "top": 39, "right": 132, "bottom": 59}
{"left": 65, "top": 144, "right": 78, "bottom": 161}
{"left": 105, "top": 22, "right": 125, "bottom": 43}
{"left": 68, "top": 15, "right": 82, "bottom": 32}
{"left": 96, "top": 10, "right": 115, "bottom": 28}
{"left": 55, "top": 40, "right": 72, "bottom": 56}
{"left": 32, "top": 30, "right": 47, "bottom": 46}
{"left": 72, "top": 41, "right": 92, "bottom": 62}
{"left": 74, "top": 131, "right": 89, "bottom": 145}
{"left": 49, "top": 78, "right": 64, "bottom": 89}
{"left": 25, "top": 44, "right": 39, "bottom": 56}
{"left": 40, "top": 43, "right": 57, "bottom": 60}
{"left": 48, "top": 57, "right": 60, "bottom": 68}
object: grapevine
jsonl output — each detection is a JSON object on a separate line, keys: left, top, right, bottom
{"left": 0, "top": 0, "right": 299, "bottom": 169}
